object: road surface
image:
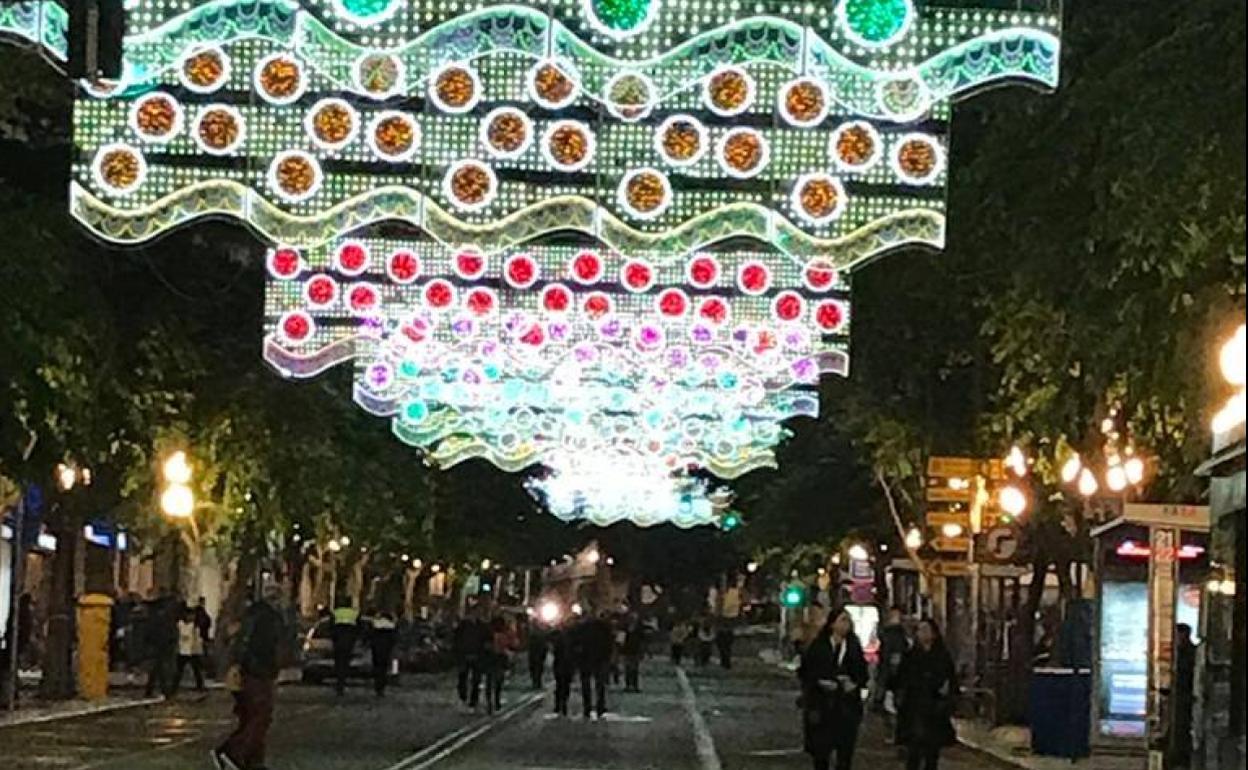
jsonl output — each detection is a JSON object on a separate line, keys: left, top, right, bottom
{"left": 0, "top": 662, "right": 1003, "bottom": 770}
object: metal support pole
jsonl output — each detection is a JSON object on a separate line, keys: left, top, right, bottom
{"left": 6, "top": 496, "right": 26, "bottom": 712}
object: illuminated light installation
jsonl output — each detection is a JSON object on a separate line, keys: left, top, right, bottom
{"left": 2, "top": 0, "right": 1063, "bottom": 525}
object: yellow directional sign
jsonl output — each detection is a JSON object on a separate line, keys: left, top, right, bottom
{"left": 926, "top": 512, "right": 971, "bottom": 528}
{"left": 932, "top": 536, "right": 972, "bottom": 553}
{"left": 926, "top": 486, "right": 974, "bottom": 503}
{"left": 927, "top": 456, "right": 977, "bottom": 478}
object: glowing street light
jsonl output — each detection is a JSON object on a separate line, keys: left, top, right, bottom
{"left": 847, "top": 543, "right": 870, "bottom": 562}
{"left": 999, "top": 485, "right": 1029, "bottom": 517}
{"left": 160, "top": 484, "right": 194, "bottom": 518}
{"left": 539, "top": 600, "right": 562, "bottom": 624}
{"left": 162, "top": 450, "right": 192, "bottom": 485}
{"left": 585, "top": 548, "right": 601, "bottom": 565}
{"left": 746, "top": 561, "right": 759, "bottom": 573}
{"left": 905, "top": 527, "right": 923, "bottom": 550}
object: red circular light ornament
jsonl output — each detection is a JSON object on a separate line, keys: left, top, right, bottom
{"left": 424, "top": 279, "right": 456, "bottom": 310}
{"left": 804, "top": 259, "right": 838, "bottom": 292}
{"left": 772, "top": 291, "right": 806, "bottom": 322}
{"left": 387, "top": 250, "right": 420, "bottom": 284}
{"left": 737, "top": 261, "right": 771, "bottom": 295}
{"left": 542, "top": 284, "right": 573, "bottom": 313}
{"left": 815, "top": 300, "right": 848, "bottom": 331}
{"left": 279, "top": 311, "right": 313, "bottom": 344}
{"left": 268, "top": 247, "right": 302, "bottom": 279}
{"left": 504, "top": 253, "right": 540, "bottom": 289}
{"left": 584, "top": 292, "right": 612, "bottom": 319}
{"left": 622, "top": 259, "right": 655, "bottom": 293}
{"left": 657, "top": 288, "right": 689, "bottom": 317}
{"left": 570, "top": 251, "right": 603, "bottom": 284}
{"left": 304, "top": 274, "right": 339, "bottom": 308}
{"left": 348, "top": 283, "right": 380, "bottom": 314}
{"left": 335, "top": 242, "right": 370, "bottom": 275}
{"left": 687, "top": 255, "right": 720, "bottom": 288}
{"left": 454, "top": 249, "right": 486, "bottom": 280}
{"left": 465, "top": 287, "right": 496, "bottom": 316}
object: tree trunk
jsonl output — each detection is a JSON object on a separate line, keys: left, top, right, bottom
{"left": 40, "top": 520, "right": 78, "bottom": 700}
{"left": 1002, "top": 559, "right": 1049, "bottom": 724}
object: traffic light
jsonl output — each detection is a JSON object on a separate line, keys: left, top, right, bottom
{"left": 720, "top": 511, "right": 742, "bottom": 532}
{"left": 781, "top": 584, "right": 805, "bottom": 608}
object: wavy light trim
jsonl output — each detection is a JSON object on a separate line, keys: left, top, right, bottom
{"left": 71, "top": 181, "right": 946, "bottom": 264}
{"left": 0, "top": 1, "right": 67, "bottom": 60}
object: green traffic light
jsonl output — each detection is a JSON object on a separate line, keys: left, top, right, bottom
{"left": 781, "top": 586, "right": 805, "bottom": 607}
{"left": 721, "top": 513, "right": 741, "bottom": 531}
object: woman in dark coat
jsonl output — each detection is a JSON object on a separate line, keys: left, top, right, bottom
{"left": 798, "top": 607, "right": 869, "bottom": 770}
{"left": 894, "top": 618, "right": 958, "bottom": 770}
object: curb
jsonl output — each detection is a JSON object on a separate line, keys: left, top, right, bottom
{"left": 0, "top": 696, "right": 163, "bottom": 730}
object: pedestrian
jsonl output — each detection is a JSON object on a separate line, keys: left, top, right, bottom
{"left": 487, "top": 615, "right": 516, "bottom": 712}
{"left": 16, "top": 593, "right": 34, "bottom": 670}
{"left": 213, "top": 584, "right": 287, "bottom": 770}
{"left": 875, "top": 606, "right": 910, "bottom": 742}
{"left": 573, "top": 610, "right": 613, "bottom": 720}
{"left": 550, "top": 621, "right": 576, "bottom": 717}
{"left": 894, "top": 618, "right": 958, "bottom": 770}
{"left": 451, "top": 606, "right": 484, "bottom": 708}
{"left": 369, "top": 609, "right": 398, "bottom": 698}
{"left": 715, "top": 622, "right": 735, "bottom": 670}
{"left": 798, "top": 607, "right": 869, "bottom": 770}
{"left": 696, "top": 621, "right": 715, "bottom": 667}
{"left": 527, "top": 618, "right": 549, "bottom": 690}
{"left": 610, "top": 615, "right": 626, "bottom": 686}
{"left": 330, "top": 598, "right": 360, "bottom": 696}
{"left": 195, "top": 596, "right": 214, "bottom": 656}
{"left": 145, "top": 589, "right": 179, "bottom": 699}
{"left": 670, "top": 620, "right": 690, "bottom": 666}
{"left": 622, "top": 615, "right": 646, "bottom": 693}
{"left": 1168, "top": 623, "right": 1197, "bottom": 769}
{"left": 173, "top": 605, "right": 207, "bottom": 695}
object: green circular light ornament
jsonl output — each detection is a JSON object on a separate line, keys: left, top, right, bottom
{"left": 584, "top": 0, "right": 661, "bottom": 39}
{"left": 836, "top": 0, "right": 915, "bottom": 48}
{"left": 334, "top": 0, "right": 401, "bottom": 26}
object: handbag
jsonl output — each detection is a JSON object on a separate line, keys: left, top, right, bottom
{"left": 224, "top": 664, "right": 243, "bottom": 692}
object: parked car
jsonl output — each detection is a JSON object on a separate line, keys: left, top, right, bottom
{"left": 397, "top": 619, "right": 453, "bottom": 673}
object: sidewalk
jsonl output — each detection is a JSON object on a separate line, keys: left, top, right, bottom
{"left": 956, "top": 719, "right": 1143, "bottom": 770}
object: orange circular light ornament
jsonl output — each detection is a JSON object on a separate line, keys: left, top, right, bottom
{"left": 367, "top": 111, "right": 420, "bottom": 162}
{"left": 528, "top": 59, "right": 581, "bottom": 110}
{"left": 891, "top": 132, "right": 946, "bottom": 185}
{"left": 91, "top": 143, "right": 147, "bottom": 197}
{"left": 267, "top": 150, "right": 323, "bottom": 203}
{"left": 703, "top": 66, "right": 755, "bottom": 117}
{"left": 179, "top": 45, "right": 231, "bottom": 94}
{"left": 778, "top": 77, "right": 830, "bottom": 127}
{"left": 542, "top": 120, "right": 596, "bottom": 172}
{"left": 716, "top": 127, "right": 769, "bottom": 179}
{"left": 192, "top": 104, "right": 246, "bottom": 156}
{"left": 442, "top": 160, "right": 498, "bottom": 212}
{"left": 304, "top": 98, "right": 359, "bottom": 152}
{"left": 618, "top": 168, "right": 672, "bottom": 221}
{"left": 480, "top": 107, "right": 533, "bottom": 160}
{"left": 429, "top": 62, "right": 482, "bottom": 114}
{"left": 254, "top": 52, "right": 307, "bottom": 105}
{"left": 831, "top": 120, "right": 883, "bottom": 172}
{"left": 654, "top": 114, "right": 708, "bottom": 168}
{"left": 128, "top": 92, "right": 184, "bottom": 144}
{"left": 791, "top": 173, "right": 847, "bottom": 226}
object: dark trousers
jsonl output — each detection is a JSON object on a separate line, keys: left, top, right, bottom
{"left": 146, "top": 651, "right": 175, "bottom": 697}
{"left": 717, "top": 637, "right": 733, "bottom": 669}
{"left": 553, "top": 671, "right": 573, "bottom": 715}
{"left": 812, "top": 730, "right": 858, "bottom": 770}
{"left": 905, "top": 744, "right": 940, "bottom": 770}
{"left": 221, "top": 675, "right": 275, "bottom": 770}
{"left": 671, "top": 643, "right": 684, "bottom": 666}
{"left": 528, "top": 654, "right": 545, "bottom": 689}
{"left": 174, "top": 654, "right": 205, "bottom": 693}
{"left": 486, "top": 656, "right": 506, "bottom": 712}
{"left": 579, "top": 665, "right": 607, "bottom": 717}
{"left": 457, "top": 655, "right": 485, "bottom": 706}
{"left": 624, "top": 655, "right": 641, "bottom": 691}
{"left": 372, "top": 649, "right": 393, "bottom": 696}
{"left": 333, "top": 646, "right": 352, "bottom": 695}
{"left": 697, "top": 641, "right": 713, "bottom": 666}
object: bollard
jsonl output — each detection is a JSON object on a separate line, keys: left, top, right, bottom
{"left": 76, "top": 593, "right": 114, "bottom": 701}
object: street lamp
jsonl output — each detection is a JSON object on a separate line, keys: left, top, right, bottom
{"left": 1077, "top": 468, "right": 1100, "bottom": 497}
{"left": 160, "top": 450, "right": 195, "bottom": 519}
{"left": 905, "top": 527, "right": 923, "bottom": 550}
{"left": 162, "top": 451, "right": 192, "bottom": 485}
{"left": 999, "top": 485, "right": 1029, "bottom": 518}
{"left": 847, "top": 543, "right": 870, "bottom": 562}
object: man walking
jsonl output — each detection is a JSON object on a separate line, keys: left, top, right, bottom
{"left": 453, "top": 606, "right": 489, "bottom": 711}
{"left": 369, "top": 610, "right": 398, "bottom": 698}
{"left": 1169, "top": 623, "right": 1197, "bottom": 768}
{"left": 715, "top": 622, "right": 735, "bottom": 670}
{"left": 526, "top": 618, "right": 548, "bottom": 690}
{"left": 144, "top": 589, "right": 178, "bottom": 699}
{"left": 213, "top": 584, "right": 286, "bottom": 770}
{"left": 574, "top": 610, "right": 614, "bottom": 720}
{"left": 551, "top": 622, "right": 576, "bottom": 718}
{"left": 173, "top": 604, "right": 207, "bottom": 695}
{"left": 622, "top": 615, "right": 646, "bottom": 693}
{"left": 331, "top": 598, "right": 360, "bottom": 697}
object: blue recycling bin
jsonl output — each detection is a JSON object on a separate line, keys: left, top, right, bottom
{"left": 1029, "top": 667, "right": 1092, "bottom": 759}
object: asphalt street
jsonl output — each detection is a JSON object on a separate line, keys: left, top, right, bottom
{"left": 0, "top": 663, "right": 1005, "bottom": 770}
